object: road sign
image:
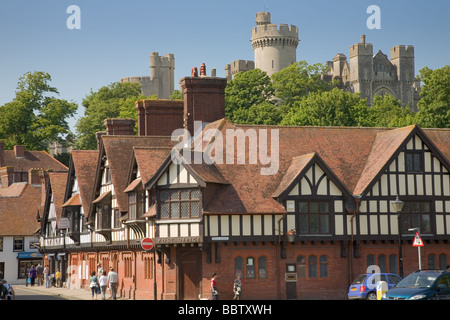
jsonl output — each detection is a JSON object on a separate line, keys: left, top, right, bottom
{"left": 141, "top": 238, "right": 154, "bottom": 251}
{"left": 412, "top": 232, "right": 424, "bottom": 247}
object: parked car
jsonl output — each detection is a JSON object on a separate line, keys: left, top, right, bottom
{"left": 383, "top": 269, "right": 450, "bottom": 300}
{"left": 348, "top": 273, "right": 402, "bottom": 300}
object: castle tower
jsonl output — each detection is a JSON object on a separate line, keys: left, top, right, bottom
{"left": 349, "top": 35, "right": 374, "bottom": 104}
{"left": 390, "top": 45, "right": 417, "bottom": 110}
{"left": 121, "top": 52, "right": 175, "bottom": 99}
{"left": 251, "top": 12, "right": 299, "bottom": 76}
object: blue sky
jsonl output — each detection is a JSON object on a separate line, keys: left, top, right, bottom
{"left": 0, "top": 0, "right": 449, "bottom": 127}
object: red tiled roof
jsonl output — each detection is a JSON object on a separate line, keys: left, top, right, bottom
{"left": 71, "top": 150, "right": 98, "bottom": 216}
{"left": 2, "top": 150, "right": 67, "bottom": 172}
{"left": 100, "top": 136, "right": 175, "bottom": 213}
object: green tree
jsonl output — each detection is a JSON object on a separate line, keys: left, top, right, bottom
{"left": 0, "top": 71, "right": 77, "bottom": 150}
{"left": 281, "top": 88, "right": 369, "bottom": 127}
{"left": 75, "top": 82, "right": 144, "bottom": 150}
{"left": 232, "top": 102, "right": 283, "bottom": 125}
{"left": 369, "top": 94, "right": 416, "bottom": 127}
{"left": 225, "top": 69, "right": 274, "bottom": 122}
{"left": 271, "top": 61, "right": 334, "bottom": 108}
{"left": 415, "top": 66, "right": 450, "bottom": 128}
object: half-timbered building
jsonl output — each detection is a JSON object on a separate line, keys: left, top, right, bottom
{"left": 38, "top": 67, "right": 450, "bottom": 300}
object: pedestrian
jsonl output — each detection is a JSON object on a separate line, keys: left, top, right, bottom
{"left": 29, "top": 265, "right": 37, "bottom": 286}
{"left": 97, "top": 263, "right": 104, "bottom": 276}
{"left": 55, "top": 269, "right": 62, "bottom": 287}
{"left": 2, "top": 279, "right": 15, "bottom": 300}
{"left": 36, "top": 263, "right": 44, "bottom": 286}
{"left": 99, "top": 271, "right": 108, "bottom": 300}
{"left": 210, "top": 272, "right": 219, "bottom": 300}
{"left": 107, "top": 267, "right": 119, "bottom": 300}
{"left": 89, "top": 271, "right": 99, "bottom": 300}
{"left": 0, "top": 280, "right": 9, "bottom": 300}
{"left": 233, "top": 274, "right": 242, "bottom": 300}
{"left": 44, "top": 265, "right": 50, "bottom": 288}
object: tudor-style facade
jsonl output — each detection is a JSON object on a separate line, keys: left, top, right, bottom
{"left": 37, "top": 69, "right": 449, "bottom": 300}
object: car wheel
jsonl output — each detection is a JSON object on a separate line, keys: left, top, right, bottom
{"left": 366, "top": 292, "right": 377, "bottom": 300}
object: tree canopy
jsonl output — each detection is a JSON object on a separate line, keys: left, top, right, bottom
{"left": 75, "top": 82, "right": 155, "bottom": 150}
{"left": 0, "top": 71, "right": 77, "bottom": 150}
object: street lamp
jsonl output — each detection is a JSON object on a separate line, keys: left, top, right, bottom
{"left": 391, "top": 195, "right": 404, "bottom": 277}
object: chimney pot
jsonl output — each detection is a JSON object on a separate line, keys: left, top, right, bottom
{"left": 191, "top": 67, "right": 198, "bottom": 77}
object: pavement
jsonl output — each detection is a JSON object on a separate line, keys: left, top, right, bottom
{"left": 14, "top": 284, "right": 129, "bottom": 300}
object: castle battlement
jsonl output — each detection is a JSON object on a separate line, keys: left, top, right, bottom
{"left": 390, "top": 45, "right": 415, "bottom": 59}
{"left": 251, "top": 23, "right": 299, "bottom": 40}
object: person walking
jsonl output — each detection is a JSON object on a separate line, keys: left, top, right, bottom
{"left": 210, "top": 272, "right": 219, "bottom": 300}
{"left": 36, "top": 263, "right": 44, "bottom": 286}
{"left": 107, "top": 267, "right": 119, "bottom": 300}
{"left": 89, "top": 271, "right": 99, "bottom": 300}
{"left": 29, "top": 265, "right": 37, "bottom": 286}
{"left": 55, "top": 270, "right": 62, "bottom": 287}
{"left": 233, "top": 274, "right": 242, "bottom": 300}
{"left": 99, "top": 271, "right": 108, "bottom": 300}
{"left": 44, "top": 265, "right": 50, "bottom": 288}
{"left": 2, "top": 279, "right": 15, "bottom": 300}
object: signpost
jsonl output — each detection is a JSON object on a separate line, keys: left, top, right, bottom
{"left": 412, "top": 231, "right": 424, "bottom": 270}
{"left": 140, "top": 237, "right": 156, "bottom": 300}
{"left": 141, "top": 237, "right": 154, "bottom": 251}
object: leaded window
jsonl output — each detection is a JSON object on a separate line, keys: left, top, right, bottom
{"left": 401, "top": 202, "right": 431, "bottom": 233}
{"left": 159, "top": 189, "right": 200, "bottom": 219}
{"left": 298, "top": 201, "right": 330, "bottom": 234}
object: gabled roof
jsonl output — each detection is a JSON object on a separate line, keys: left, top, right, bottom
{"left": 145, "top": 149, "right": 229, "bottom": 190}
{"left": 0, "top": 183, "right": 42, "bottom": 235}
{"left": 2, "top": 149, "right": 67, "bottom": 172}
{"left": 186, "top": 119, "right": 450, "bottom": 214}
{"left": 353, "top": 125, "right": 416, "bottom": 196}
{"left": 70, "top": 150, "right": 98, "bottom": 216}
{"left": 48, "top": 172, "right": 68, "bottom": 225}
{"left": 272, "top": 153, "right": 315, "bottom": 198}
{"left": 90, "top": 135, "right": 175, "bottom": 217}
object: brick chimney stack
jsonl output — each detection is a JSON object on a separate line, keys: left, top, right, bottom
{"left": 14, "top": 145, "right": 25, "bottom": 158}
{"left": 0, "top": 167, "right": 14, "bottom": 189}
{"left": 0, "top": 141, "right": 4, "bottom": 167}
{"left": 104, "top": 118, "right": 136, "bottom": 136}
{"left": 135, "top": 99, "right": 184, "bottom": 136}
{"left": 180, "top": 63, "right": 227, "bottom": 135}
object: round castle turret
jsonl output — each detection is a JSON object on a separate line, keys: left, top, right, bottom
{"left": 251, "top": 12, "right": 299, "bottom": 76}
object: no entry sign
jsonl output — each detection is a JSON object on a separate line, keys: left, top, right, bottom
{"left": 141, "top": 238, "right": 154, "bottom": 251}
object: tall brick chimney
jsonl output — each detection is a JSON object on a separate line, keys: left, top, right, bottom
{"left": 14, "top": 145, "right": 25, "bottom": 158}
{"left": 135, "top": 99, "right": 184, "bottom": 136}
{"left": 104, "top": 118, "right": 136, "bottom": 136}
{"left": 0, "top": 141, "right": 4, "bottom": 167}
{"left": 180, "top": 63, "right": 227, "bottom": 135}
{"left": 0, "top": 166, "right": 14, "bottom": 189}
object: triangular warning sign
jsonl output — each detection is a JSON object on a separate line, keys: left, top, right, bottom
{"left": 413, "top": 232, "right": 424, "bottom": 247}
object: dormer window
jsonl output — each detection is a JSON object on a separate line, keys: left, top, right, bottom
{"left": 128, "top": 190, "right": 146, "bottom": 220}
{"left": 159, "top": 189, "right": 200, "bottom": 219}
